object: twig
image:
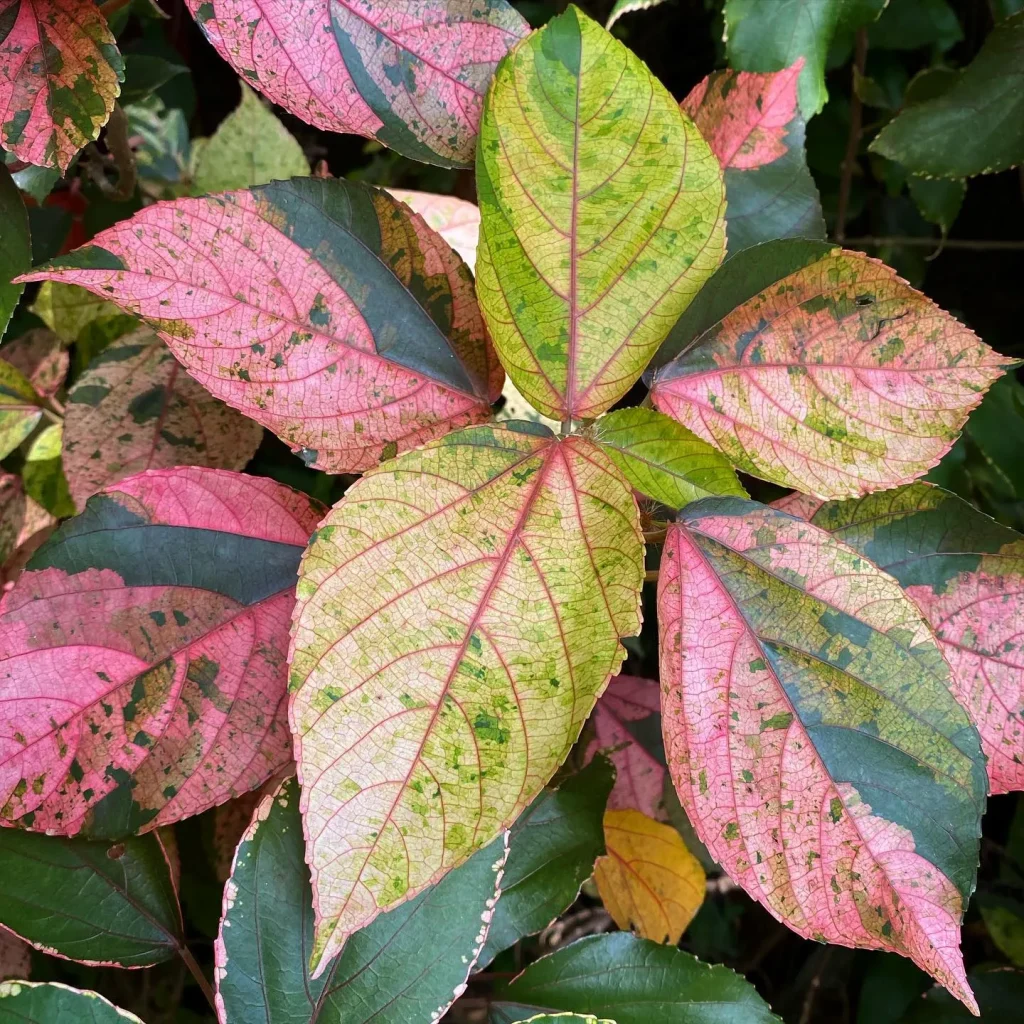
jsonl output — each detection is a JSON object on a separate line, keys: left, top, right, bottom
{"left": 799, "top": 947, "right": 833, "bottom": 1024}
{"left": 835, "top": 29, "right": 868, "bottom": 242}
{"left": 844, "top": 235, "right": 1024, "bottom": 251}
{"left": 644, "top": 569, "right": 659, "bottom": 583}
{"left": 104, "top": 104, "right": 137, "bottom": 202}
{"left": 177, "top": 944, "right": 216, "bottom": 1014}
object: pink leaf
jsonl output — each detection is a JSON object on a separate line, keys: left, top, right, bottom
{"left": 682, "top": 60, "right": 804, "bottom": 171}
{"left": 18, "top": 179, "right": 502, "bottom": 473}
{"left": 185, "top": 0, "right": 528, "bottom": 168}
{"left": 0, "top": 0, "right": 123, "bottom": 172}
{"left": 649, "top": 250, "right": 1013, "bottom": 499}
{"left": 659, "top": 498, "right": 986, "bottom": 1011}
{"left": 775, "top": 483, "right": 1024, "bottom": 796}
{"left": 0, "top": 467, "right": 323, "bottom": 838}
{"left": 584, "top": 675, "right": 667, "bottom": 821}
{"left": 387, "top": 189, "right": 481, "bottom": 269}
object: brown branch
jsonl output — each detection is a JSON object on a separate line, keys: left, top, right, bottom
{"left": 104, "top": 104, "right": 137, "bottom": 202}
{"left": 835, "top": 29, "right": 868, "bottom": 243}
{"left": 844, "top": 235, "right": 1024, "bottom": 251}
{"left": 177, "top": 944, "right": 216, "bottom": 1014}
{"left": 644, "top": 569, "right": 659, "bottom": 583}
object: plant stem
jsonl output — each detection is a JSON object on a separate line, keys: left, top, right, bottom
{"left": 104, "top": 104, "right": 138, "bottom": 202}
{"left": 844, "top": 235, "right": 1024, "bottom": 251}
{"left": 644, "top": 569, "right": 659, "bottom": 583}
{"left": 643, "top": 528, "right": 667, "bottom": 545}
{"left": 835, "top": 29, "right": 868, "bottom": 243}
{"left": 177, "top": 944, "right": 216, "bottom": 1014}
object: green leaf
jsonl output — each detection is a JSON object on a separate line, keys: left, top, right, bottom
{"left": 22, "top": 422, "right": 75, "bottom": 518}
{"left": 492, "top": 932, "right": 779, "bottom": 1023}
{"left": 119, "top": 54, "right": 187, "bottom": 106}
{"left": 606, "top": 0, "right": 667, "bottom": 30}
{"left": 30, "top": 282, "right": 137, "bottom": 347}
{"left": 907, "top": 175, "right": 965, "bottom": 235}
{"left": 980, "top": 904, "right": 1024, "bottom": 966}
{"left": 3, "top": 151, "right": 60, "bottom": 205}
{"left": 0, "top": 982, "right": 144, "bottom": 1023}
{"left": 596, "top": 407, "right": 746, "bottom": 510}
{"left": 0, "top": 167, "right": 29, "bottom": 342}
{"left": 0, "top": 829, "right": 181, "bottom": 967}
{"left": 724, "top": 0, "right": 886, "bottom": 117}
{"left": 0, "top": 358, "right": 45, "bottom": 460}
{"left": 513, "top": 1016, "right": 615, "bottom": 1024}
{"left": 648, "top": 238, "right": 836, "bottom": 371}
{"left": 899, "top": 967, "right": 1024, "bottom": 1022}
{"left": 869, "top": 0, "right": 963, "bottom": 52}
{"left": 476, "top": 6, "right": 725, "bottom": 421}
{"left": 871, "top": 12, "right": 1024, "bottom": 177}
{"left": 191, "top": 83, "right": 309, "bottom": 195}
{"left": 478, "top": 756, "right": 614, "bottom": 969}
{"left": 215, "top": 776, "right": 508, "bottom": 1023}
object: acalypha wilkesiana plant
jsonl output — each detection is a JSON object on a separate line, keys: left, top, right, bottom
{"left": 0, "top": 1, "right": 1020, "bottom": 1021}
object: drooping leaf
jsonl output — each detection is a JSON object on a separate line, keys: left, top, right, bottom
{"left": 0, "top": 932, "right": 29, "bottom": 981}
{"left": 387, "top": 189, "right": 481, "bottom": 269}
{"left": 659, "top": 498, "right": 987, "bottom": 1009}
{"left": 290, "top": 422, "right": 644, "bottom": 974}
{"left": 871, "top": 12, "right": 1024, "bottom": 178}
{"left": 215, "top": 775, "right": 508, "bottom": 1023}
{"left": 20, "top": 177, "right": 502, "bottom": 472}
{"left": 775, "top": 482, "right": 1024, "bottom": 795}
{"left": 191, "top": 83, "right": 309, "bottom": 195}
{"left": 596, "top": 408, "right": 745, "bottom": 511}
{"left": 606, "top": 0, "right": 668, "bottom": 30}
{"left": 478, "top": 755, "right": 614, "bottom": 969}
{"left": 594, "top": 808, "right": 705, "bottom": 944}
{"left": 647, "top": 249, "right": 1013, "bottom": 499}
{"left": 907, "top": 175, "right": 966, "bottom": 237}
{"left": 0, "top": 828, "right": 181, "bottom": 966}
{"left": 583, "top": 675, "right": 666, "bottom": 820}
{"left": 63, "top": 331, "right": 264, "bottom": 509}
{"left": 681, "top": 62, "right": 824, "bottom": 253}
{"left": 0, "top": 0, "right": 124, "bottom": 171}
{"left": 0, "top": 466, "right": 323, "bottom": 838}
{"left": 476, "top": 6, "right": 726, "bottom": 422}
{"left": 0, "top": 166, "right": 29, "bottom": 341}
{"left": 724, "top": 0, "right": 886, "bottom": 117}
{"left": 0, "top": 358, "right": 45, "bottom": 460}
{"left": 29, "top": 282, "right": 136, "bottom": 347}
{"left": 0, "top": 472, "right": 53, "bottom": 586}
{"left": 492, "top": 932, "right": 780, "bottom": 1024}
{"left": 0, "top": 329, "right": 68, "bottom": 399}
{"left": 21, "top": 422, "right": 74, "bottom": 518}
{"left": 185, "top": 0, "right": 528, "bottom": 168}
{"left": 0, "top": 982, "right": 144, "bottom": 1023}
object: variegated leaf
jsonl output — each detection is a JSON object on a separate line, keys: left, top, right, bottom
{"left": 19, "top": 178, "right": 502, "bottom": 472}
{"left": 0, "top": 0, "right": 124, "bottom": 171}
{"left": 775, "top": 482, "right": 1024, "bottom": 795}
{"left": 659, "top": 498, "right": 987, "bottom": 1010}
{"left": 0, "top": 357, "right": 45, "bottom": 460}
{"left": 387, "top": 189, "right": 480, "bottom": 269}
{"left": 0, "top": 981, "right": 144, "bottom": 1023}
{"left": 0, "top": 329, "right": 67, "bottom": 399}
{"left": 0, "top": 471, "right": 52, "bottom": 576}
{"left": 0, "top": 467, "right": 323, "bottom": 838}
{"left": 64, "top": 330, "right": 264, "bottom": 508}
{"left": 648, "top": 250, "right": 1012, "bottom": 499}
{"left": 185, "top": 0, "right": 528, "bottom": 168}
{"left": 289, "top": 421, "right": 644, "bottom": 975}
{"left": 476, "top": 7, "right": 725, "bottom": 422}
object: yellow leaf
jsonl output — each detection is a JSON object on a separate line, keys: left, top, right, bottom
{"left": 594, "top": 808, "right": 705, "bottom": 944}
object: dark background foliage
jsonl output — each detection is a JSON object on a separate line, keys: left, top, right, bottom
{"left": 10, "top": 1, "right": 1024, "bottom": 1021}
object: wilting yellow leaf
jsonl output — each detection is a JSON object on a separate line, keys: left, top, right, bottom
{"left": 594, "top": 808, "right": 704, "bottom": 944}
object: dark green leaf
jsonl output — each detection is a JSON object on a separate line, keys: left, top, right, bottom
{"left": 0, "top": 166, "right": 29, "bottom": 341}
{"left": 869, "top": 0, "right": 963, "bottom": 52}
{"left": 0, "top": 982, "right": 144, "bottom": 1023}
{"left": 908, "top": 175, "right": 965, "bottom": 234}
{"left": 900, "top": 967, "right": 1024, "bottom": 1021}
{"left": 119, "top": 55, "right": 188, "bottom": 106}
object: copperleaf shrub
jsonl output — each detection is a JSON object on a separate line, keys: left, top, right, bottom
{"left": 0, "top": 1, "right": 1020, "bottom": 1021}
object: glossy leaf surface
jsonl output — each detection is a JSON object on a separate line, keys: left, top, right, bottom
{"left": 0, "top": 0, "right": 124, "bottom": 171}
{"left": 215, "top": 775, "right": 508, "bottom": 1024}
{"left": 0, "top": 829, "right": 181, "bottom": 967}
{"left": 0, "top": 982, "right": 143, "bottom": 1023}
{"left": 493, "top": 932, "right": 780, "bottom": 1024}
{"left": 648, "top": 249, "right": 1012, "bottom": 499}
{"left": 478, "top": 756, "right": 613, "bottom": 968}
{"left": 871, "top": 12, "right": 1024, "bottom": 178}
{"left": 476, "top": 7, "right": 725, "bottom": 421}
{"left": 64, "top": 331, "right": 263, "bottom": 508}
{"left": 290, "top": 422, "right": 644, "bottom": 973}
{"left": 659, "top": 498, "right": 987, "bottom": 1009}
{"left": 583, "top": 675, "right": 666, "bottom": 821}
{"left": 596, "top": 408, "right": 745, "bottom": 511}
{"left": 185, "top": 0, "right": 528, "bottom": 168}
{"left": 776, "top": 482, "right": 1024, "bottom": 795}
{"left": 681, "top": 62, "right": 824, "bottom": 253}
{"left": 388, "top": 189, "right": 481, "bottom": 269}
{"left": 20, "top": 178, "right": 501, "bottom": 472}
{"left": 594, "top": 808, "right": 704, "bottom": 943}
{"left": 0, "top": 467, "right": 323, "bottom": 838}
{"left": 191, "top": 83, "right": 309, "bottom": 195}
{"left": 0, "top": 166, "right": 29, "bottom": 340}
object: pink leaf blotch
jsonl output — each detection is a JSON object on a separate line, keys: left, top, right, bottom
{"left": 0, "top": 466, "right": 323, "bottom": 838}
{"left": 776, "top": 483, "right": 1024, "bottom": 797}
{"left": 649, "top": 249, "right": 1013, "bottom": 499}
{"left": 185, "top": 0, "right": 528, "bottom": 168}
{"left": 0, "top": 0, "right": 124, "bottom": 171}
{"left": 659, "top": 497, "right": 987, "bottom": 1011}
{"left": 18, "top": 178, "right": 502, "bottom": 473}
